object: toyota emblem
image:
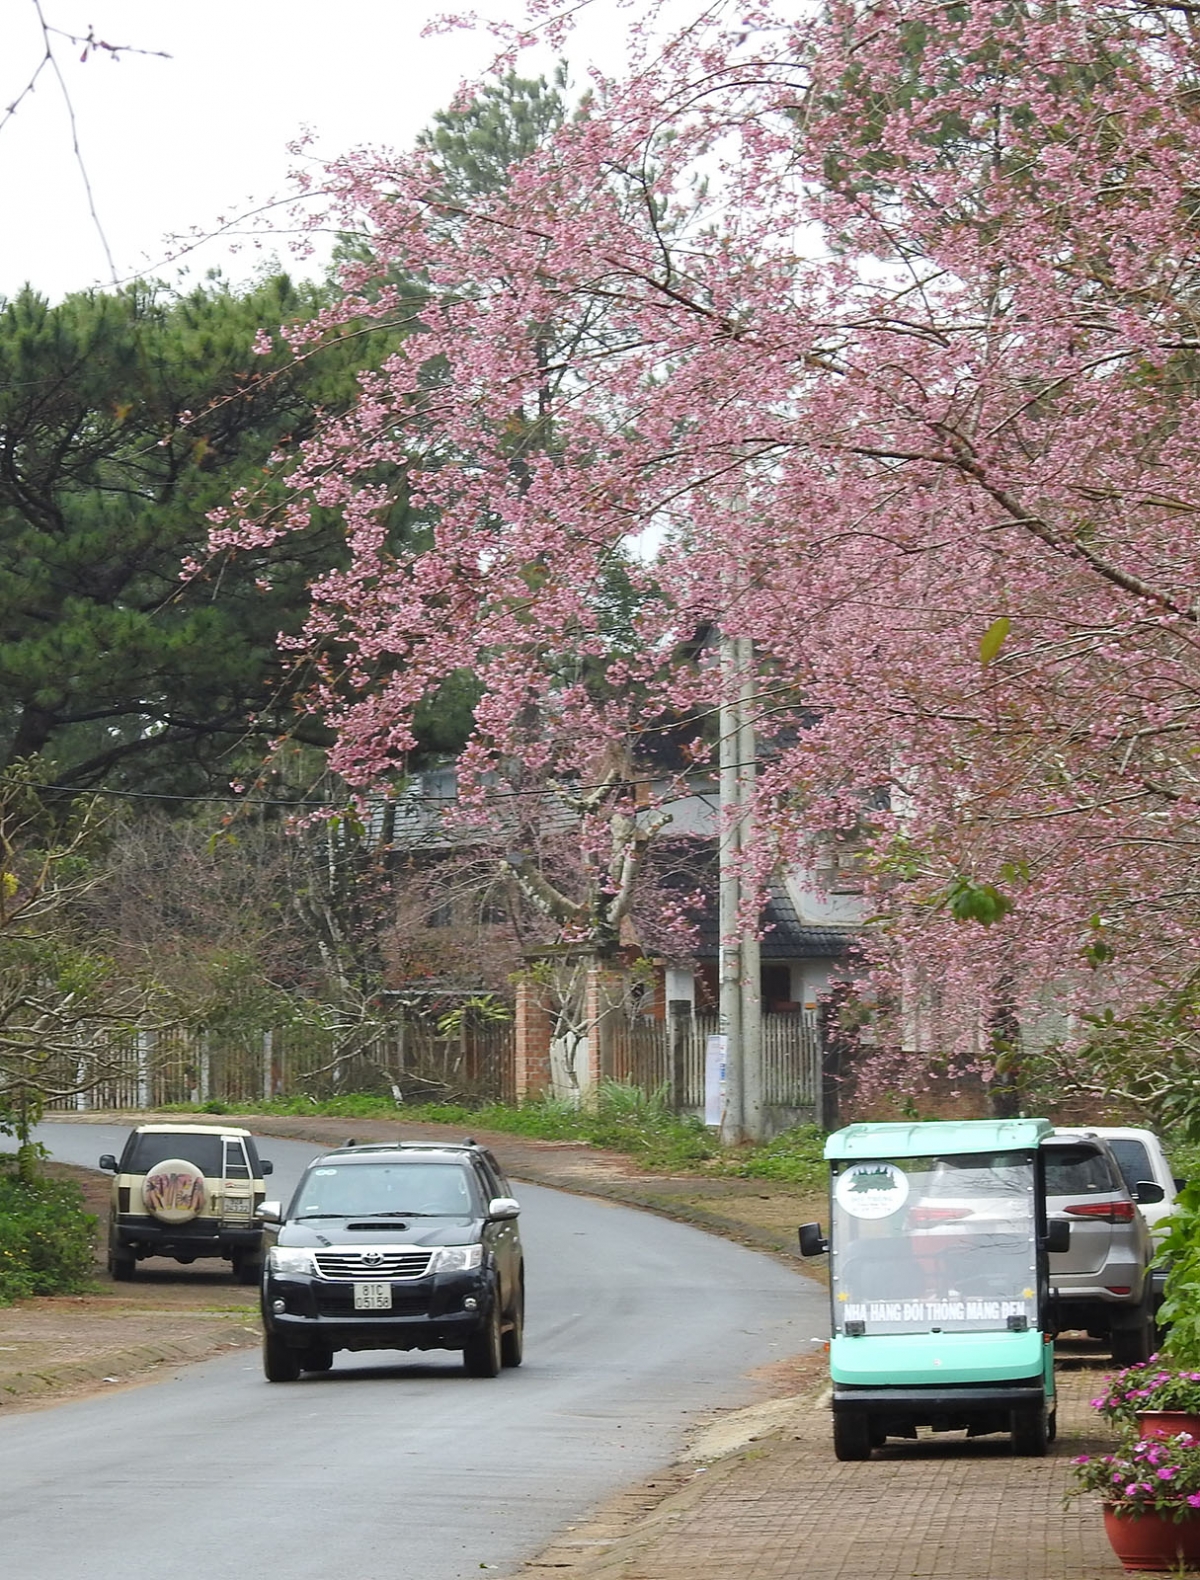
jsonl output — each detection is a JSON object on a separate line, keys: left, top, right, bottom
{"left": 362, "top": 1249, "right": 384, "bottom": 1266}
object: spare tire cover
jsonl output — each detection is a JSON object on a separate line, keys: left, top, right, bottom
{"left": 141, "top": 1158, "right": 207, "bottom": 1223}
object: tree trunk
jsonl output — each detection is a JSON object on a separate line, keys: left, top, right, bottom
{"left": 988, "top": 975, "right": 1022, "bottom": 1119}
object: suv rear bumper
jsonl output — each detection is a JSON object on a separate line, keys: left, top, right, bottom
{"left": 1050, "top": 1293, "right": 1150, "bottom": 1333}
{"left": 113, "top": 1215, "right": 262, "bottom": 1258}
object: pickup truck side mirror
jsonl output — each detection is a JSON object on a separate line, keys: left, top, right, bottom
{"left": 798, "top": 1222, "right": 829, "bottom": 1257}
{"left": 260, "top": 1160, "right": 273, "bottom": 1176}
{"left": 1045, "top": 1219, "right": 1071, "bottom": 1254}
{"left": 98, "top": 1154, "right": 118, "bottom": 1172}
{"left": 256, "top": 1201, "right": 282, "bottom": 1224}
{"left": 488, "top": 1196, "right": 521, "bottom": 1220}
{"left": 1135, "top": 1180, "right": 1165, "bottom": 1205}
{"left": 1175, "top": 1176, "right": 1186, "bottom": 1193}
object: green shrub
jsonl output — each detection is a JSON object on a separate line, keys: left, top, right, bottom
{"left": 1155, "top": 1175, "right": 1200, "bottom": 1366}
{"left": 1168, "top": 1138, "right": 1200, "bottom": 1188}
{"left": 0, "top": 1163, "right": 97, "bottom": 1304}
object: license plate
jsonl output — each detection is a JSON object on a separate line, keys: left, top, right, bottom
{"left": 354, "top": 1282, "right": 392, "bottom": 1310}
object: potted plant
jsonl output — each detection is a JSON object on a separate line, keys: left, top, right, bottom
{"left": 1092, "top": 1358, "right": 1200, "bottom": 1441}
{"left": 1069, "top": 1435, "right": 1200, "bottom": 1571}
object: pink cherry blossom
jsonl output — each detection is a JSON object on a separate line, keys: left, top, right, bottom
{"left": 209, "top": 0, "right": 1200, "bottom": 1073}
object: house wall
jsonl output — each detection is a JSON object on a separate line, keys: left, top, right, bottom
{"left": 793, "top": 954, "right": 841, "bottom": 1004}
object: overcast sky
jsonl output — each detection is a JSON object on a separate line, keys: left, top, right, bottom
{"left": 0, "top": 1, "right": 626, "bottom": 303}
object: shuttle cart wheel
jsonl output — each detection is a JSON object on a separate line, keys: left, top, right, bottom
{"left": 833, "top": 1411, "right": 872, "bottom": 1461}
{"left": 1011, "top": 1406, "right": 1048, "bottom": 1457}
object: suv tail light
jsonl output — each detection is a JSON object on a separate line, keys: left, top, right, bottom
{"left": 1063, "top": 1200, "right": 1135, "bottom": 1223}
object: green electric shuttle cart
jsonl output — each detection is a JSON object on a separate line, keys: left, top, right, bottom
{"left": 799, "top": 1118, "right": 1067, "bottom": 1460}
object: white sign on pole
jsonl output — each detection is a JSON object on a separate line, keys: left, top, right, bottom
{"left": 704, "top": 1034, "right": 728, "bottom": 1127}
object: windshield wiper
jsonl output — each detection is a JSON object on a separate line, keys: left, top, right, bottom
{"left": 356, "top": 1209, "right": 438, "bottom": 1218}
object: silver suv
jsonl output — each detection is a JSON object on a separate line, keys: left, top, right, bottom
{"left": 1046, "top": 1130, "right": 1155, "bottom": 1365}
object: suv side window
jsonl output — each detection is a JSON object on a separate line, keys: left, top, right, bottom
{"left": 1045, "top": 1144, "right": 1119, "bottom": 1196}
{"left": 482, "top": 1150, "right": 513, "bottom": 1197}
{"left": 224, "top": 1139, "right": 251, "bottom": 1178}
{"left": 473, "top": 1157, "right": 503, "bottom": 1202}
{"left": 1106, "top": 1140, "right": 1153, "bottom": 1195}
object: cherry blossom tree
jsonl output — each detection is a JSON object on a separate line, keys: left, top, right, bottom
{"left": 213, "top": 0, "right": 1200, "bottom": 1099}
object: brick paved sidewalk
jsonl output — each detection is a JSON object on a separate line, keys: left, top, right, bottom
{"left": 526, "top": 1355, "right": 1131, "bottom": 1580}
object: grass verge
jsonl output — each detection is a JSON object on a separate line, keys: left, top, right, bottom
{"left": 162, "top": 1082, "right": 829, "bottom": 1184}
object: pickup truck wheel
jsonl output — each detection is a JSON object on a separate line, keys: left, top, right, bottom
{"left": 301, "top": 1347, "right": 333, "bottom": 1373}
{"left": 501, "top": 1281, "right": 524, "bottom": 1369}
{"left": 463, "top": 1298, "right": 502, "bottom": 1378}
{"left": 263, "top": 1333, "right": 301, "bottom": 1383}
{"left": 235, "top": 1255, "right": 263, "bottom": 1286}
{"left": 832, "top": 1411, "right": 872, "bottom": 1461}
{"left": 1011, "top": 1406, "right": 1049, "bottom": 1456}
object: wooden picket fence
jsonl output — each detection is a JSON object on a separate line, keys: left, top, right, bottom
{"left": 608, "top": 1010, "right": 822, "bottom": 1118}
{"left": 37, "top": 1008, "right": 818, "bottom": 1121}
{"left": 41, "top": 1018, "right": 517, "bottom": 1112}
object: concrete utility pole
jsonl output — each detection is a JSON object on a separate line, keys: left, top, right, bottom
{"left": 718, "top": 633, "right": 743, "bottom": 1143}
{"left": 718, "top": 634, "right": 764, "bottom": 1143}
{"left": 738, "top": 636, "right": 763, "bottom": 1141}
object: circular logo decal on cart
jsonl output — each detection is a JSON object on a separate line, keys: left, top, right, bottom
{"left": 142, "top": 1158, "right": 207, "bottom": 1223}
{"left": 835, "top": 1161, "right": 909, "bottom": 1220}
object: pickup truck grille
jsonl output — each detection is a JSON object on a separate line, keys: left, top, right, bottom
{"left": 313, "top": 1249, "right": 434, "bottom": 1280}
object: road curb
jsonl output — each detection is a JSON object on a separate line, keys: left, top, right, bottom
{"left": 0, "top": 1321, "right": 260, "bottom": 1406}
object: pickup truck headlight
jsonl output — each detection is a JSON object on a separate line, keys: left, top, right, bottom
{"left": 267, "top": 1247, "right": 316, "bottom": 1275}
{"left": 429, "top": 1244, "right": 484, "bottom": 1273}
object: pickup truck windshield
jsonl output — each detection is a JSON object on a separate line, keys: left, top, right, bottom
{"left": 291, "top": 1161, "right": 478, "bottom": 1219}
{"left": 830, "top": 1151, "right": 1039, "bottom": 1336}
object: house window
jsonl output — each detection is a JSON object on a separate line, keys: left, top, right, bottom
{"left": 817, "top": 842, "right": 866, "bottom": 894}
{"left": 761, "top": 964, "right": 794, "bottom": 1010}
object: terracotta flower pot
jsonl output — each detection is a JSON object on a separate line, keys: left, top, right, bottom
{"left": 1103, "top": 1507, "right": 1200, "bottom": 1571}
{"left": 1138, "top": 1412, "right": 1200, "bottom": 1443}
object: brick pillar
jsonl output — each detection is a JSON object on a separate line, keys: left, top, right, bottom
{"left": 584, "top": 961, "right": 621, "bottom": 1088}
{"left": 514, "top": 976, "right": 553, "bottom": 1102}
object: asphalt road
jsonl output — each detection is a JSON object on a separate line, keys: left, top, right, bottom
{"left": 6, "top": 1121, "right": 827, "bottom": 1580}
